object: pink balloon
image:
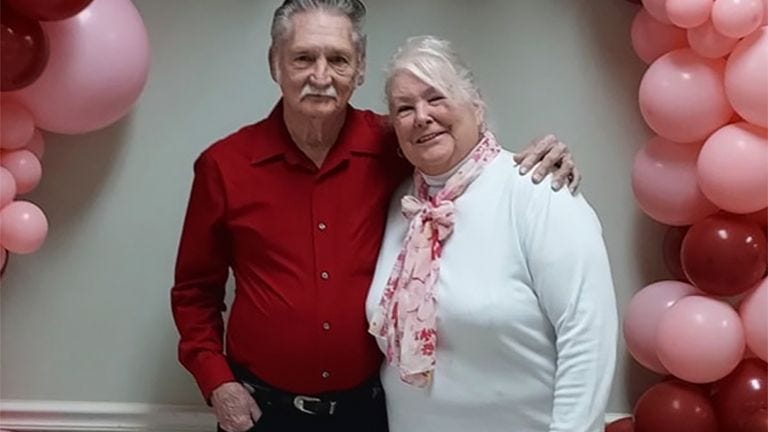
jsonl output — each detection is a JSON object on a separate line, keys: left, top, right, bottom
{"left": 8, "top": 0, "right": 150, "bottom": 134}
{"left": 667, "top": 0, "right": 714, "bottom": 28}
{"left": 632, "top": 9, "right": 689, "bottom": 64}
{"left": 23, "top": 129, "right": 44, "bottom": 160}
{"left": 712, "top": 0, "right": 764, "bottom": 38}
{"left": 0, "top": 166, "right": 17, "bottom": 208}
{"left": 0, "top": 102, "right": 35, "bottom": 150}
{"left": 725, "top": 27, "right": 768, "bottom": 128}
{"left": 624, "top": 280, "right": 702, "bottom": 374}
{"left": 639, "top": 49, "right": 733, "bottom": 143}
{"left": 644, "top": 0, "right": 674, "bottom": 23}
{"left": 657, "top": 295, "right": 746, "bottom": 383}
{"left": 688, "top": 20, "right": 740, "bottom": 58}
{"left": 632, "top": 136, "right": 718, "bottom": 225}
{"left": 0, "top": 149, "right": 42, "bottom": 194}
{"left": 0, "top": 200, "right": 48, "bottom": 254}
{"left": 740, "top": 278, "right": 767, "bottom": 361}
{"left": 764, "top": 0, "right": 768, "bottom": 23}
{"left": 697, "top": 122, "right": 768, "bottom": 214}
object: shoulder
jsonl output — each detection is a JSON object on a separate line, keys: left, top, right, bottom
{"left": 198, "top": 123, "right": 261, "bottom": 165}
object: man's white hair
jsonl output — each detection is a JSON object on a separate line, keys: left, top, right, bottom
{"left": 385, "top": 35, "right": 486, "bottom": 121}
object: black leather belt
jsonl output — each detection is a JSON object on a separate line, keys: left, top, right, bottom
{"left": 228, "top": 361, "right": 383, "bottom": 416}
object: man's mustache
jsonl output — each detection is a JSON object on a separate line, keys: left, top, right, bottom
{"left": 300, "top": 84, "right": 337, "bottom": 99}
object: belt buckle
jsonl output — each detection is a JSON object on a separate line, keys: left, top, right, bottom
{"left": 292, "top": 395, "right": 336, "bottom": 415}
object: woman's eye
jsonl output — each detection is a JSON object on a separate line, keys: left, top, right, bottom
{"left": 396, "top": 106, "right": 413, "bottom": 114}
{"left": 428, "top": 96, "right": 445, "bottom": 103}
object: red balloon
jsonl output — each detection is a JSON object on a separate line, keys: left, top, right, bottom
{"left": 606, "top": 417, "right": 634, "bottom": 432}
{"left": 634, "top": 380, "right": 718, "bottom": 432}
{"left": 0, "top": 4, "right": 49, "bottom": 92}
{"left": 662, "top": 226, "right": 689, "bottom": 281}
{"left": 681, "top": 214, "right": 767, "bottom": 296}
{"left": 742, "top": 409, "right": 768, "bottom": 432}
{"left": 711, "top": 358, "right": 768, "bottom": 432}
{"left": 3, "top": 0, "right": 94, "bottom": 22}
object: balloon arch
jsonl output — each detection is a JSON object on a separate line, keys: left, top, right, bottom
{"left": 0, "top": 0, "right": 150, "bottom": 274}
{"left": 609, "top": 0, "right": 767, "bottom": 431}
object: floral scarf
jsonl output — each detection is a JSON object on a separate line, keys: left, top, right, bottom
{"left": 368, "top": 131, "right": 501, "bottom": 387}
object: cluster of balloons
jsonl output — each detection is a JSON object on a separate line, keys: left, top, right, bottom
{"left": 0, "top": 0, "right": 150, "bottom": 274}
{"left": 609, "top": 0, "right": 768, "bottom": 431}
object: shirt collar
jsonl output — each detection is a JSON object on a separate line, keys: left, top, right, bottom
{"left": 248, "top": 99, "right": 389, "bottom": 166}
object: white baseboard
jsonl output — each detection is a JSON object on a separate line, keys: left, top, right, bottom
{"left": 0, "top": 400, "right": 216, "bottom": 432}
{"left": 0, "top": 399, "right": 630, "bottom": 431}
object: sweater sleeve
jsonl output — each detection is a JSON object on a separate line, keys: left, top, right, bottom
{"left": 520, "top": 176, "right": 618, "bottom": 432}
{"left": 170, "top": 152, "right": 235, "bottom": 402}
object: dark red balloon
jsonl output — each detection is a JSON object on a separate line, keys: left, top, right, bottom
{"left": 634, "top": 380, "right": 718, "bottom": 432}
{"left": 681, "top": 214, "right": 767, "bottom": 296}
{"left": 0, "top": 4, "right": 49, "bottom": 91}
{"left": 606, "top": 417, "right": 634, "bottom": 432}
{"left": 662, "top": 226, "right": 689, "bottom": 281}
{"left": 4, "top": 0, "right": 93, "bottom": 22}
{"left": 742, "top": 409, "right": 768, "bottom": 432}
{"left": 711, "top": 358, "right": 768, "bottom": 432}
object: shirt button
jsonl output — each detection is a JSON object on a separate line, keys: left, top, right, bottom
{"left": 321, "top": 371, "right": 331, "bottom": 379}
{"left": 320, "top": 271, "right": 330, "bottom": 280}
{"left": 318, "top": 222, "right": 327, "bottom": 231}
{"left": 322, "top": 322, "right": 331, "bottom": 331}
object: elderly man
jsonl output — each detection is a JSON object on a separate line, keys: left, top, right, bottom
{"left": 171, "top": 1, "right": 579, "bottom": 431}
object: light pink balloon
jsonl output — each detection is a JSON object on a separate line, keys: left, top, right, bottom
{"left": 740, "top": 278, "right": 767, "bottom": 361}
{"left": 725, "top": 27, "right": 768, "bottom": 128}
{"left": 688, "top": 20, "right": 740, "bottom": 58}
{"left": 0, "top": 200, "right": 48, "bottom": 254}
{"left": 656, "top": 295, "right": 746, "bottom": 383}
{"left": 0, "top": 102, "right": 35, "bottom": 150}
{"left": 632, "top": 9, "right": 690, "bottom": 64}
{"left": 639, "top": 49, "right": 733, "bottom": 143}
{"left": 0, "top": 149, "right": 42, "bottom": 195}
{"left": 0, "top": 167, "right": 17, "bottom": 208}
{"left": 763, "top": 0, "right": 768, "bottom": 23}
{"left": 712, "top": 0, "right": 764, "bottom": 37}
{"left": 644, "top": 0, "right": 674, "bottom": 23}
{"left": 667, "top": 0, "right": 714, "bottom": 28}
{"left": 624, "top": 280, "right": 702, "bottom": 374}
{"left": 632, "top": 136, "right": 719, "bottom": 225}
{"left": 8, "top": 0, "right": 150, "bottom": 134}
{"left": 698, "top": 122, "right": 768, "bottom": 214}
{"left": 24, "top": 129, "right": 45, "bottom": 160}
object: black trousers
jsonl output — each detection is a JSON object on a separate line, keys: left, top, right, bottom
{"left": 216, "top": 364, "right": 388, "bottom": 432}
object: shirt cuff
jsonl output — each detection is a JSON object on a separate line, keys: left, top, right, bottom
{"left": 189, "top": 353, "right": 236, "bottom": 403}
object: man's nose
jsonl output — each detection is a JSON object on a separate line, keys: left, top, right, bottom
{"left": 309, "top": 57, "right": 332, "bottom": 86}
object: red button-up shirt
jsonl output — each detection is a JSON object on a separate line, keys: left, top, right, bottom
{"left": 171, "top": 101, "right": 410, "bottom": 400}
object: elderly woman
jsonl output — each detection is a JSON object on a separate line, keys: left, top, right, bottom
{"left": 366, "top": 36, "right": 618, "bottom": 432}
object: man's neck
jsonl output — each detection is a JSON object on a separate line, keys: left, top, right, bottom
{"left": 283, "top": 106, "right": 348, "bottom": 168}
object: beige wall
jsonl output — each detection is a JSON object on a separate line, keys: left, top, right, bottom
{"left": 1, "top": 0, "right": 666, "bottom": 412}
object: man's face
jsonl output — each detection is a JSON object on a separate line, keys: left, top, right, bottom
{"left": 272, "top": 10, "right": 362, "bottom": 120}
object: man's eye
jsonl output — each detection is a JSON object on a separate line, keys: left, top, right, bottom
{"left": 295, "top": 55, "right": 312, "bottom": 63}
{"left": 329, "top": 56, "right": 349, "bottom": 65}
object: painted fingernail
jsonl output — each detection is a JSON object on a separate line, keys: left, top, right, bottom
{"left": 520, "top": 166, "right": 528, "bottom": 175}
{"left": 533, "top": 174, "right": 542, "bottom": 182}
{"left": 551, "top": 181, "right": 561, "bottom": 190}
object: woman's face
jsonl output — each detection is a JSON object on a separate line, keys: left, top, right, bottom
{"left": 388, "top": 71, "right": 482, "bottom": 175}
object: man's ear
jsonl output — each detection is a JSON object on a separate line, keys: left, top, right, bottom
{"left": 356, "top": 56, "right": 366, "bottom": 86}
{"left": 268, "top": 46, "right": 279, "bottom": 82}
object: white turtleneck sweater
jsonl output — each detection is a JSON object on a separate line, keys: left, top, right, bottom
{"left": 365, "top": 150, "right": 618, "bottom": 432}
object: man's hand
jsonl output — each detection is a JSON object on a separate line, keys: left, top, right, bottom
{"left": 513, "top": 134, "right": 581, "bottom": 194}
{"left": 212, "top": 382, "right": 262, "bottom": 432}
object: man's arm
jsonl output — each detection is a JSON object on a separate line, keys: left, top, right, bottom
{"left": 514, "top": 134, "right": 581, "bottom": 194}
{"left": 171, "top": 153, "right": 235, "bottom": 399}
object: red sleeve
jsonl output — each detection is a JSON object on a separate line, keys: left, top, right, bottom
{"left": 170, "top": 152, "right": 235, "bottom": 401}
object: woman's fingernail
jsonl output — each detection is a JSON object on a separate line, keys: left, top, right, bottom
{"left": 520, "top": 166, "right": 528, "bottom": 175}
{"left": 551, "top": 181, "right": 561, "bottom": 190}
{"left": 533, "top": 174, "right": 542, "bottom": 182}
